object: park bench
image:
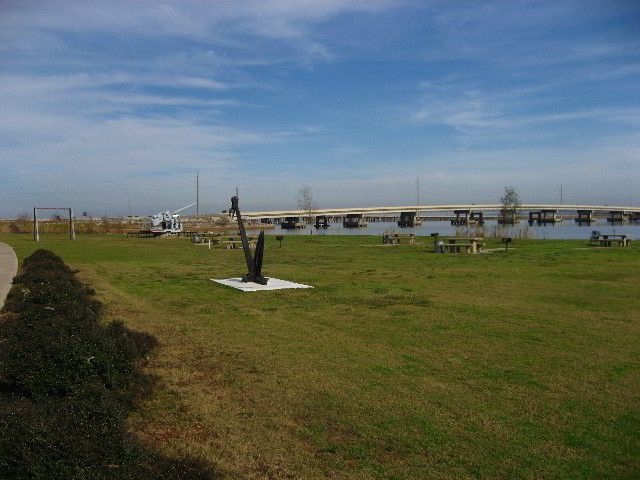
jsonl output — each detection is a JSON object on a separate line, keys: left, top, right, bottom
{"left": 589, "top": 231, "right": 600, "bottom": 245}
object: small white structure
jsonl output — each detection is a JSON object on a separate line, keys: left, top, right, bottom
{"left": 150, "top": 203, "right": 196, "bottom": 233}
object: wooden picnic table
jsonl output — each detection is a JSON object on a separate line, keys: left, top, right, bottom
{"left": 192, "top": 232, "right": 222, "bottom": 244}
{"left": 223, "top": 239, "right": 257, "bottom": 249}
{"left": 127, "top": 230, "right": 164, "bottom": 238}
{"left": 597, "top": 234, "right": 631, "bottom": 247}
{"left": 220, "top": 235, "right": 258, "bottom": 249}
{"left": 191, "top": 233, "right": 258, "bottom": 247}
{"left": 385, "top": 233, "right": 416, "bottom": 244}
{"left": 441, "top": 237, "right": 485, "bottom": 253}
{"left": 225, "top": 235, "right": 258, "bottom": 240}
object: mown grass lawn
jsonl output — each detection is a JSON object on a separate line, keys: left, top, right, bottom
{"left": 1, "top": 233, "right": 638, "bottom": 479}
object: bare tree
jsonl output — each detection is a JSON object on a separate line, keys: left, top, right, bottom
{"left": 15, "top": 212, "right": 30, "bottom": 233}
{"left": 8, "top": 212, "right": 30, "bottom": 234}
{"left": 297, "top": 184, "right": 318, "bottom": 224}
{"left": 499, "top": 186, "right": 521, "bottom": 224}
{"left": 101, "top": 215, "right": 110, "bottom": 233}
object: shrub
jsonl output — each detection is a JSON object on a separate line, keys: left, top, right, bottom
{"left": 0, "top": 249, "right": 217, "bottom": 479}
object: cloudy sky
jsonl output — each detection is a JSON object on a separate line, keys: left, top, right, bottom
{"left": 1, "top": 0, "right": 639, "bottom": 217}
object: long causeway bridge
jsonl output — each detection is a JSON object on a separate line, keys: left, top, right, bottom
{"left": 243, "top": 204, "right": 640, "bottom": 227}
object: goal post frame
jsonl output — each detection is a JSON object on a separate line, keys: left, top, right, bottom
{"left": 33, "top": 207, "right": 75, "bottom": 241}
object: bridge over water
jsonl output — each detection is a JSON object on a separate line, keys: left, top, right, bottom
{"left": 244, "top": 204, "right": 640, "bottom": 220}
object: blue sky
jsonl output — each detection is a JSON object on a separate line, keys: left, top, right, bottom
{"left": 1, "top": 0, "right": 639, "bottom": 217}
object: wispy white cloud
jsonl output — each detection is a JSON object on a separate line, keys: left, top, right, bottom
{"left": 409, "top": 74, "right": 640, "bottom": 141}
{"left": 1, "top": 0, "right": 399, "bottom": 69}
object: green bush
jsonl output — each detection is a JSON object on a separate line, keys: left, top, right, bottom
{"left": 0, "top": 249, "right": 131, "bottom": 398}
{"left": 0, "top": 250, "right": 217, "bottom": 479}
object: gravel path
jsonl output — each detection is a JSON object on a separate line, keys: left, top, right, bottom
{"left": 0, "top": 242, "right": 18, "bottom": 309}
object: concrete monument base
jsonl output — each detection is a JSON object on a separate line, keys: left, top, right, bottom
{"left": 211, "top": 277, "right": 313, "bottom": 292}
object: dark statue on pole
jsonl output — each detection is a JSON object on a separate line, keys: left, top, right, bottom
{"left": 229, "top": 195, "right": 268, "bottom": 285}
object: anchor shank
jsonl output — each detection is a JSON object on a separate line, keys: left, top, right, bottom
{"left": 230, "top": 195, "right": 267, "bottom": 284}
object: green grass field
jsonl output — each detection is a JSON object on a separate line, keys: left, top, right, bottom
{"left": 1, "top": 233, "right": 638, "bottom": 479}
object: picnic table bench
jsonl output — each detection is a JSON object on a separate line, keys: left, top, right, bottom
{"left": 192, "top": 232, "right": 223, "bottom": 244}
{"left": 192, "top": 233, "right": 258, "bottom": 248}
{"left": 223, "top": 239, "right": 257, "bottom": 249}
{"left": 440, "top": 237, "right": 485, "bottom": 253}
{"left": 127, "top": 230, "right": 164, "bottom": 238}
{"left": 384, "top": 233, "right": 416, "bottom": 244}
{"left": 221, "top": 235, "right": 258, "bottom": 249}
{"left": 596, "top": 234, "right": 631, "bottom": 247}
{"left": 192, "top": 237, "right": 222, "bottom": 246}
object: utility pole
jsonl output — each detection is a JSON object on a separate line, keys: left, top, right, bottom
{"left": 128, "top": 198, "right": 131, "bottom": 216}
{"left": 196, "top": 171, "right": 199, "bottom": 215}
{"left": 560, "top": 184, "right": 563, "bottom": 205}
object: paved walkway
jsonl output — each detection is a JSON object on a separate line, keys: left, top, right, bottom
{"left": 0, "top": 242, "right": 18, "bottom": 309}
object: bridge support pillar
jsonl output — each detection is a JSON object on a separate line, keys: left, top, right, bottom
{"left": 315, "top": 215, "right": 329, "bottom": 229}
{"left": 529, "top": 209, "right": 557, "bottom": 225}
{"left": 451, "top": 209, "right": 470, "bottom": 225}
{"left": 607, "top": 211, "right": 625, "bottom": 224}
{"left": 281, "top": 217, "right": 305, "bottom": 229}
{"left": 576, "top": 210, "right": 594, "bottom": 224}
{"left": 343, "top": 214, "right": 367, "bottom": 228}
{"left": 398, "top": 211, "right": 422, "bottom": 228}
{"left": 469, "top": 211, "right": 484, "bottom": 225}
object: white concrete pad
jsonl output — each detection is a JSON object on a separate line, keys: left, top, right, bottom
{"left": 211, "top": 277, "right": 313, "bottom": 292}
